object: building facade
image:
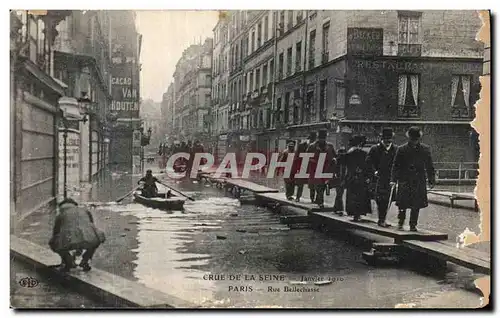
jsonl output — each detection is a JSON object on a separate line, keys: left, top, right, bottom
{"left": 160, "top": 83, "right": 175, "bottom": 143}
{"left": 53, "top": 11, "right": 113, "bottom": 195}
{"left": 10, "top": 10, "right": 71, "bottom": 228}
{"left": 172, "top": 39, "right": 213, "bottom": 144}
{"left": 217, "top": 10, "right": 483, "bottom": 165}
{"left": 108, "top": 10, "right": 142, "bottom": 171}
{"left": 212, "top": 15, "right": 230, "bottom": 162}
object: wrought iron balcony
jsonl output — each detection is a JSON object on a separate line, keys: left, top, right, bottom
{"left": 451, "top": 106, "right": 471, "bottom": 119}
{"left": 397, "top": 105, "right": 421, "bottom": 118}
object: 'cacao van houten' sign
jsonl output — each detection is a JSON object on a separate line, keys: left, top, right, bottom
{"left": 347, "top": 28, "right": 384, "bottom": 56}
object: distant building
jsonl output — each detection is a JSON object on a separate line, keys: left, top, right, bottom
{"left": 140, "top": 99, "right": 162, "bottom": 152}
{"left": 172, "top": 38, "right": 213, "bottom": 144}
{"left": 160, "top": 83, "right": 175, "bottom": 143}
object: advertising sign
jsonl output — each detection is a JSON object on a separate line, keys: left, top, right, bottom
{"left": 132, "top": 129, "right": 142, "bottom": 147}
{"left": 347, "top": 28, "right": 384, "bottom": 56}
{"left": 110, "top": 43, "right": 140, "bottom": 119}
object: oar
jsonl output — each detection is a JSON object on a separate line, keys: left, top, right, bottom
{"left": 157, "top": 180, "right": 195, "bottom": 201}
{"left": 116, "top": 186, "right": 141, "bottom": 203}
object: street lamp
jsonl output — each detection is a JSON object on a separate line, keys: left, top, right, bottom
{"left": 59, "top": 96, "right": 91, "bottom": 199}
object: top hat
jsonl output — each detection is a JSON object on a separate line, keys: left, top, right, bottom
{"left": 318, "top": 129, "right": 328, "bottom": 139}
{"left": 381, "top": 127, "right": 394, "bottom": 139}
{"left": 406, "top": 126, "right": 423, "bottom": 139}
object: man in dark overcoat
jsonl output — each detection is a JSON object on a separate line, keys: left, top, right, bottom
{"left": 391, "top": 126, "right": 435, "bottom": 231}
{"left": 344, "top": 135, "right": 371, "bottom": 221}
{"left": 279, "top": 140, "right": 296, "bottom": 200}
{"left": 307, "top": 129, "right": 336, "bottom": 208}
{"left": 366, "top": 127, "right": 398, "bottom": 227}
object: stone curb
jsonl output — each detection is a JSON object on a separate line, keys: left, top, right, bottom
{"left": 10, "top": 235, "right": 199, "bottom": 308}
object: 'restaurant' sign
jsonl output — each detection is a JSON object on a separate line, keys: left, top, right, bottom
{"left": 110, "top": 43, "right": 140, "bottom": 119}
{"left": 347, "top": 28, "right": 384, "bottom": 56}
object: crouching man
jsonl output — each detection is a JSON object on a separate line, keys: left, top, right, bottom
{"left": 49, "top": 198, "right": 105, "bottom": 272}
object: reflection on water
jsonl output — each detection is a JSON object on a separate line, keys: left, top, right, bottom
{"left": 108, "top": 193, "right": 243, "bottom": 303}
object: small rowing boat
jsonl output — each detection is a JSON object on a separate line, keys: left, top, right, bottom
{"left": 133, "top": 190, "right": 186, "bottom": 210}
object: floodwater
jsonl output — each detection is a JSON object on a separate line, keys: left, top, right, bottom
{"left": 79, "top": 165, "right": 483, "bottom": 308}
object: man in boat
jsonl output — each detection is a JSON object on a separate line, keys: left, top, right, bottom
{"left": 138, "top": 169, "right": 159, "bottom": 198}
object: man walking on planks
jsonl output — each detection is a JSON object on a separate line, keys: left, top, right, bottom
{"left": 366, "top": 128, "right": 398, "bottom": 227}
{"left": 307, "top": 129, "right": 336, "bottom": 209}
{"left": 391, "top": 126, "right": 436, "bottom": 231}
{"left": 280, "top": 140, "right": 296, "bottom": 200}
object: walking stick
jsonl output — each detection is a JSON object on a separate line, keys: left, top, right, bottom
{"left": 386, "top": 183, "right": 396, "bottom": 212}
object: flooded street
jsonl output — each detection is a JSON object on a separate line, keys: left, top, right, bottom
{"left": 44, "top": 164, "right": 479, "bottom": 308}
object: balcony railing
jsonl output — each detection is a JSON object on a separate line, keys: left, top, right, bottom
{"left": 451, "top": 106, "right": 471, "bottom": 119}
{"left": 397, "top": 105, "right": 421, "bottom": 118}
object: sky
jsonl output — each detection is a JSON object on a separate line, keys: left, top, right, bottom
{"left": 136, "top": 11, "right": 219, "bottom": 102}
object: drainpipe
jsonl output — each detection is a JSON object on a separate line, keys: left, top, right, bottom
{"left": 271, "top": 10, "right": 279, "bottom": 151}
{"left": 301, "top": 10, "right": 309, "bottom": 124}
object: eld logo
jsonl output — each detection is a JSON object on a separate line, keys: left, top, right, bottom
{"left": 18, "top": 277, "right": 39, "bottom": 288}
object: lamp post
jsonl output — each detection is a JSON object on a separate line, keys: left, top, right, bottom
{"left": 61, "top": 113, "right": 68, "bottom": 199}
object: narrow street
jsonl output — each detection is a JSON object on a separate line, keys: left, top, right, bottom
{"left": 15, "top": 163, "right": 485, "bottom": 308}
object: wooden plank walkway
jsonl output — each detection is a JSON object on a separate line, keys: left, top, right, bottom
{"left": 10, "top": 236, "right": 196, "bottom": 308}
{"left": 255, "top": 192, "right": 335, "bottom": 212}
{"left": 402, "top": 240, "right": 490, "bottom": 275}
{"left": 310, "top": 212, "right": 448, "bottom": 242}
{"left": 428, "top": 190, "right": 478, "bottom": 211}
{"left": 225, "top": 178, "right": 279, "bottom": 193}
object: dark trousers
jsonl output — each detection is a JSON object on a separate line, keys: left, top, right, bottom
{"left": 334, "top": 187, "right": 344, "bottom": 212}
{"left": 309, "top": 185, "right": 316, "bottom": 203}
{"left": 285, "top": 182, "right": 295, "bottom": 198}
{"left": 398, "top": 208, "right": 420, "bottom": 228}
{"left": 376, "top": 197, "right": 389, "bottom": 223}
{"left": 58, "top": 245, "right": 98, "bottom": 267}
{"left": 295, "top": 184, "right": 304, "bottom": 199}
{"left": 310, "top": 184, "right": 327, "bottom": 205}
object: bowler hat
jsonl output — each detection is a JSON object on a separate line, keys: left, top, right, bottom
{"left": 380, "top": 127, "right": 394, "bottom": 139}
{"left": 287, "top": 140, "right": 296, "bottom": 146}
{"left": 406, "top": 126, "right": 423, "bottom": 139}
{"left": 350, "top": 134, "right": 366, "bottom": 147}
{"left": 318, "top": 129, "right": 328, "bottom": 139}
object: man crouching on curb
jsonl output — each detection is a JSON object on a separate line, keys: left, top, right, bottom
{"left": 49, "top": 198, "right": 105, "bottom": 272}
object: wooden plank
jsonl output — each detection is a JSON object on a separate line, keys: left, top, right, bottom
{"left": 310, "top": 212, "right": 448, "bottom": 241}
{"left": 280, "top": 215, "right": 311, "bottom": 224}
{"left": 10, "top": 235, "right": 196, "bottom": 308}
{"left": 431, "top": 240, "right": 491, "bottom": 263}
{"left": 225, "top": 179, "right": 279, "bottom": 193}
{"left": 255, "top": 192, "right": 335, "bottom": 212}
{"left": 402, "top": 240, "right": 490, "bottom": 275}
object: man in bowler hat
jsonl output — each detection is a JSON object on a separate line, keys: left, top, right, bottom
{"left": 391, "top": 126, "right": 435, "bottom": 231}
{"left": 307, "top": 129, "right": 336, "bottom": 208}
{"left": 366, "top": 127, "right": 398, "bottom": 227}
